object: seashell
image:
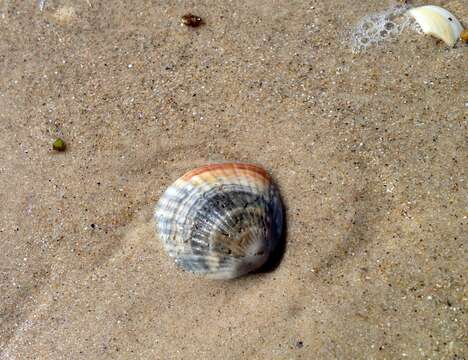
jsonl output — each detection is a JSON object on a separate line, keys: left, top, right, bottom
{"left": 155, "top": 163, "right": 283, "bottom": 279}
{"left": 408, "top": 5, "right": 463, "bottom": 47}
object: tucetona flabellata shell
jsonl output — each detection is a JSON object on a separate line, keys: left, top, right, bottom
{"left": 155, "top": 163, "right": 283, "bottom": 279}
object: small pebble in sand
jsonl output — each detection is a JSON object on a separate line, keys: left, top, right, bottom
{"left": 181, "top": 13, "right": 203, "bottom": 27}
{"left": 460, "top": 29, "right": 468, "bottom": 43}
{"left": 52, "top": 138, "right": 66, "bottom": 151}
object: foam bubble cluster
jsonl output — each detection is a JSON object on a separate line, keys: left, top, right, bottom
{"left": 351, "top": 5, "right": 414, "bottom": 52}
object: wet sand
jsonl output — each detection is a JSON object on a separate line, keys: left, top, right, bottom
{"left": 0, "top": 0, "right": 466, "bottom": 359}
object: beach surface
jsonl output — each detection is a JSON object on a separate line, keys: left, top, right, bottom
{"left": 0, "top": 0, "right": 466, "bottom": 358}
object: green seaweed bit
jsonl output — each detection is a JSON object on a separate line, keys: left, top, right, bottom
{"left": 52, "top": 138, "right": 66, "bottom": 151}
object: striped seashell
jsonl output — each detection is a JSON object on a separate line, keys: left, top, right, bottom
{"left": 155, "top": 163, "right": 283, "bottom": 279}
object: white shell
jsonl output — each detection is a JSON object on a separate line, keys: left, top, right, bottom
{"left": 408, "top": 5, "right": 463, "bottom": 47}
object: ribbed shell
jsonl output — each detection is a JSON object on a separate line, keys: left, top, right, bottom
{"left": 155, "top": 163, "right": 283, "bottom": 279}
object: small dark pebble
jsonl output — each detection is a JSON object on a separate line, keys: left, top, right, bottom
{"left": 181, "top": 13, "right": 203, "bottom": 27}
{"left": 295, "top": 341, "right": 304, "bottom": 349}
{"left": 52, "top": 138, "right": 66, "bottom": 151}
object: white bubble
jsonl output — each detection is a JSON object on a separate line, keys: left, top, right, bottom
{"left": 351, "top": 5, "right": 414, "bottom": 53}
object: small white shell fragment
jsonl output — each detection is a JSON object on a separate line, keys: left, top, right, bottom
{"left": 408, "top": 5, "right": 463, "bottom": 47}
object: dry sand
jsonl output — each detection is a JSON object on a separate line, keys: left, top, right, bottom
{"left": 0, "top": 0, "right": 467, "bottom": 359}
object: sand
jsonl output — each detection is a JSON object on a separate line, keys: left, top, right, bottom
{"left": 0, "top": 0, "right": 466, "bottom": 359}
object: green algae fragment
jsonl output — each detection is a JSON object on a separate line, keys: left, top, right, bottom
{"left": 52, "top": 138, "right": 66, "bottom": 151}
